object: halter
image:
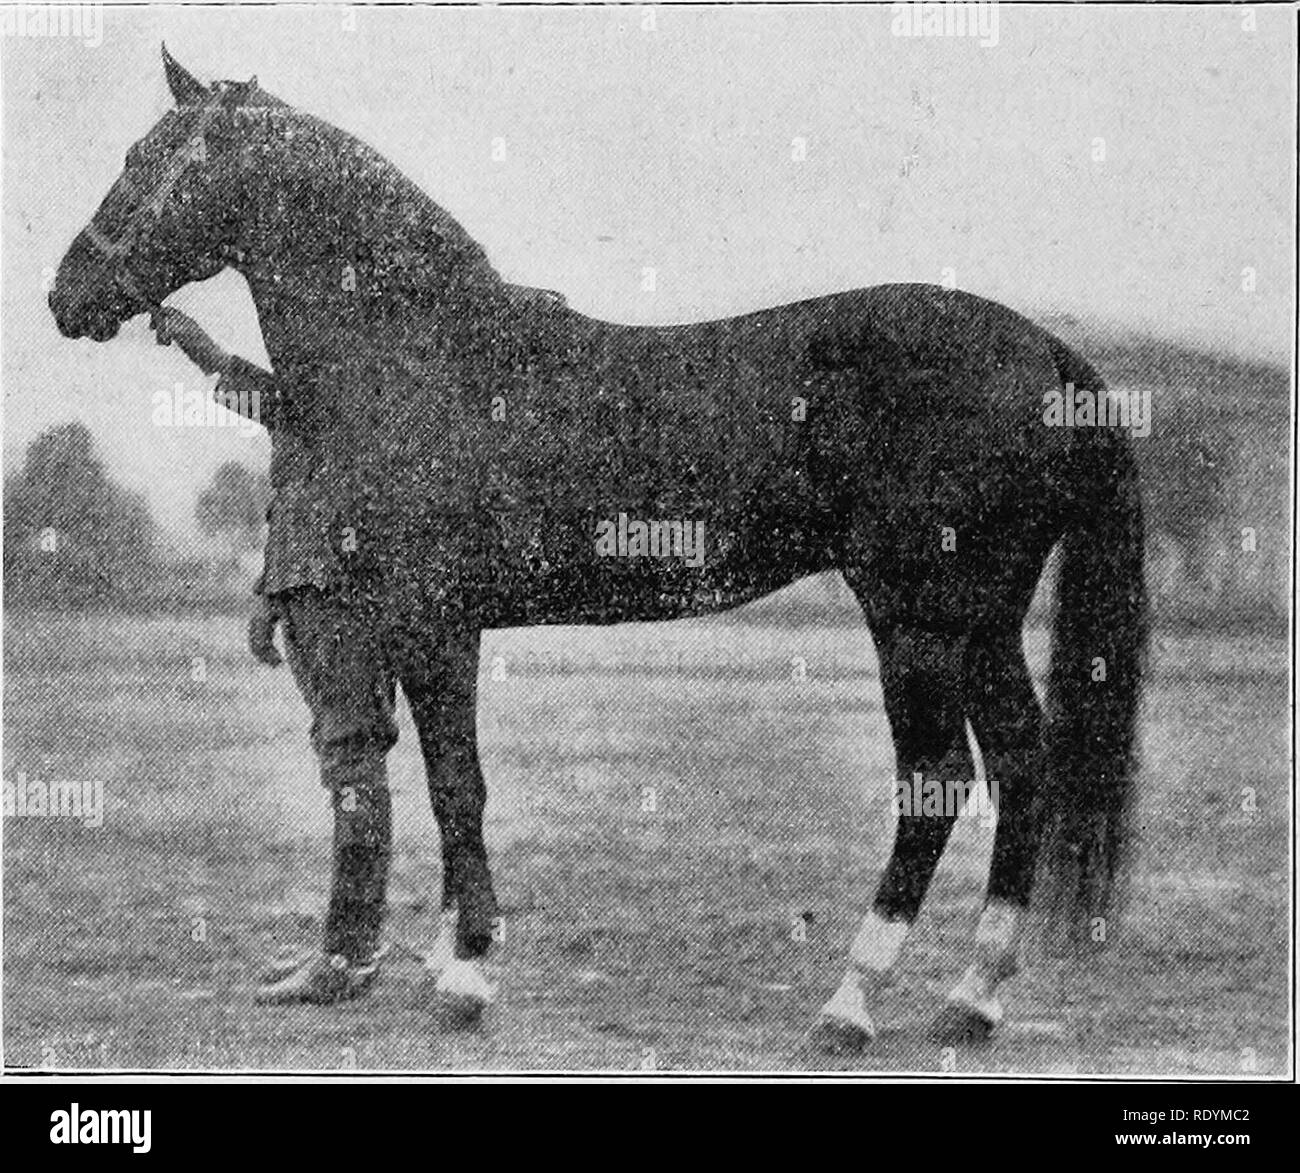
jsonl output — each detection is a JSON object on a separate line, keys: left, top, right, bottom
{"left": 82, "top": 91, "right": 228, "bottom": 319}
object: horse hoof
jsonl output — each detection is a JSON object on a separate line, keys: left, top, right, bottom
{"left": 930, "top": 1002, "right": 996, "bottom": 1045}
{"left": 808, "top": 1015, "right": 874, "bottom": 1056}
{"left": 812, "top": 970, "right": 878, "bottom": 1054}
{"left": 432, "top": 958, "right": 495, "bottom": 1025}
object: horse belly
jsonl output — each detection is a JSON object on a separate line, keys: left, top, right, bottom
{"left": 482, "top": 450, "right": 835, "bottom": 627}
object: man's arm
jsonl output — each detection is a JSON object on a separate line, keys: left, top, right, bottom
{"left": 152, "top": 307, "right": 278, "bottom": 430}
{"left": 152, "top": 308, "right": 285, "bottom": 666}
{"left": 152, "top": 306, "right": 228, "bottom": 373}
{"left": 216, "top": 356, "right": 278, "bottom": 429}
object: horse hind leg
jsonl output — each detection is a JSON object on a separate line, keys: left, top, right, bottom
{"left": 814, "top": 620, "right": 973, "bottom": 1053}
{"left": 932, "top": 630, "right": 1043, "bottom": 1044}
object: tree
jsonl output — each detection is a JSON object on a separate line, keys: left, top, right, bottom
{"left": 3, "top": 421, "right": 158, "bottom": 604}
{"left": 195, "top": 461, "right": 269, "bottom": 552}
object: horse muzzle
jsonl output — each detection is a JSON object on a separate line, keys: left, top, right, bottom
{"left": 48, "top": 226, "right": 159, "bottom": 341}
{"left": 48, "top": 277, "right": 133, "bottom": 342}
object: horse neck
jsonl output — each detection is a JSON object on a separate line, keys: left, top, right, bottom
{"left": 232, "top": 119, "right": 507, "bottom": 373}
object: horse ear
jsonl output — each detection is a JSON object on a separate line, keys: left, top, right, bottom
{"left": 161, "top": 44, "right": 208, "bottom": 106}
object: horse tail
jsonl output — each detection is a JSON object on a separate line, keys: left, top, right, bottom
{"left": 1036, "top": 341, "right": 1148, "bottom": 943}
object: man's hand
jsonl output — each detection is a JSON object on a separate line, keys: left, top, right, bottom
{"left": 152, "top": 306, "right": 229, "bottom": 376}
{"left": 248, "top": 594, "right": 284, "bottom": 668}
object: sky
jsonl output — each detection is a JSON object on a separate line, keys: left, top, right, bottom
{"left": 2, "top": 2, "right": 1294, "bottom": 537}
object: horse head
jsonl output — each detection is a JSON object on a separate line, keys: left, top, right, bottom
{"left": 49, "top": 46, "right": 261, "bottom": 342}
{"left": 50, "top": 46, "right": 502, "bottom": 358}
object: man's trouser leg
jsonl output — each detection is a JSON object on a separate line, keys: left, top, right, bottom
{"left": 280, "top": 589, "right": 398, "bottom": 965}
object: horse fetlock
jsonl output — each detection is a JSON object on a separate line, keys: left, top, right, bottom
{"left": 975, "top": 945, "right": 1021, "bottom": 987}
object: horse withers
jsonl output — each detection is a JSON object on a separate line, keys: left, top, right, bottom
{"left": 49, "top": 47, "right": 1146, "bottom": 1051}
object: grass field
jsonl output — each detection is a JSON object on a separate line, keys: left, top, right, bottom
{"left": 2, "top": 605, "right": 1290, "bottom": 1074}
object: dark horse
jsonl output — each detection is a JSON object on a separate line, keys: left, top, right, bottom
{"left": 50, "top": 49, "right": 1145, "bottom": 1048}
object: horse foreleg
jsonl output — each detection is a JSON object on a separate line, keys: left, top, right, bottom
{"left": 815, "top": 911, "right": 910, "bottom": 1049}
{"left": 815, "top": 625, "right": 971, "bottom": 1052}
{"left": 403, "top": 633, "right": 500, "bottom": 1018}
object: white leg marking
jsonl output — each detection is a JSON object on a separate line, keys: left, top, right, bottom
{"left": 818, "top": 912, "right": 910, "bottom": 1038}
{"left": 425, "top": 905, "right": 495, "bottom": 1013}
{"left": 848, "top": 910, "right": 910, "bottom": 973}
{"left": 435, "top": 957, "right": 496, "bottom": 1011}
{"left": 423, "top": 906, "right": 458, "bottom": 977}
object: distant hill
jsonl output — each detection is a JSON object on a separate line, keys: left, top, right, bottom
{"left": 741, "top": 317, "right": 1291, "bottom": 631}
{"left": 1040, "top": 314, "right": 1289, "bottom": 400}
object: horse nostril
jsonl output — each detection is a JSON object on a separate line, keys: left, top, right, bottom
{"left": 48, "top": 286, "right": 85, "bottom": 338}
